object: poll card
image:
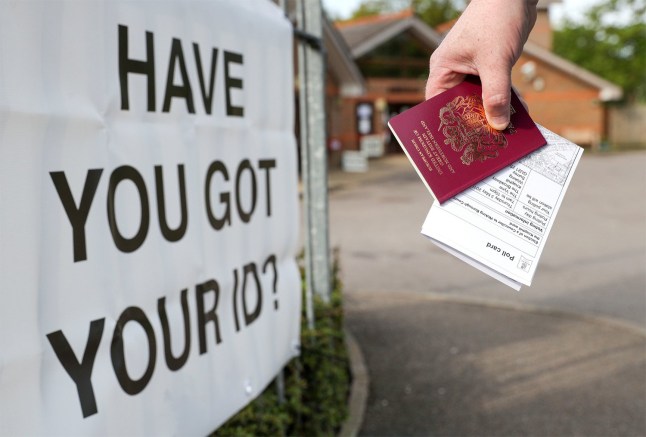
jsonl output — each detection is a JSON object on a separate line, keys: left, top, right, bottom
{"left": 422, "top": 125, "right": 583, "bottom": 290}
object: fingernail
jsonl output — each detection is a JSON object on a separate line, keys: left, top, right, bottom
{"left": 489, "top": 116, "right": 509, "bottom": 131}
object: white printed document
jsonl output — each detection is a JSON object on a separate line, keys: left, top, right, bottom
{"left": 422, "top": 125, "right": 583, "bottom": 290}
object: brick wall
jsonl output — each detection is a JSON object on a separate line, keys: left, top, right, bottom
{"left": 609, "top": 103, "right": 646, "bottom": 148}
{"left": 512, "top": 54, "right": 603, "bottom": 147}
{"left": 528, "top": 10, "right": 553, "bottom": 50}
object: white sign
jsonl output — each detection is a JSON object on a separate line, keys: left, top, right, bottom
{"left": 0, "top": 1, "right": 301, "bottom": 435}
{"left": 342, "top": 151, "right": 369, "bottom": 173}
{"left": 360, "top": 134, "right": 385, "bottom": 158}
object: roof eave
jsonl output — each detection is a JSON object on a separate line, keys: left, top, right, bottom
{"left": 323, "top": 18, "right": 366, "bottom": 96}
{"left": 349, "top": 16, "right": 442, "bottom": 59}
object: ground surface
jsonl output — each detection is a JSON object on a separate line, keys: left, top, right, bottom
{"left": 329, "top": 151, "right": 646, "bottom": 436}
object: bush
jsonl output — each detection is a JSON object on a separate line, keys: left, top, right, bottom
{"left": 215, "top": 254, "right": 350, "bottom": 436}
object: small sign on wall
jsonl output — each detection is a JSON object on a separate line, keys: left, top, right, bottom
{"left": 356, "top": 102, "right": 374, "bottom": 135}
{"left": 342, "top": 151, "right": 369, "bottom": 172}
{"left": 360, "top": 134, "right": 385, "bottom": 158}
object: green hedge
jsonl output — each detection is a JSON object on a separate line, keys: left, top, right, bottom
{"left": 214, "top": 255, "right": 350, "bottom": 436}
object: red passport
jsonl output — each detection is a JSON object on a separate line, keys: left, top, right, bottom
{"left": 388, "top": 76, "right": 546, "bottom": 204}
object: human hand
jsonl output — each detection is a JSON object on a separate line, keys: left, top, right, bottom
{"left": 425, "top": 0, "right": 538, "bottom": 130}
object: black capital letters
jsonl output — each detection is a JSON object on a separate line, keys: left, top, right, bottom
{"left": 235, "top": 159, "right": 257, "bottom": 223}
{"left": 242, "top": 263, "right": 262, "bottom": 326}
{"left": 258, "top": 159, "right": 276, "bottom": 217}
{"left": 158, "top": 289, "right": 191, "bottom": 371}
{"left": 155, "top": 164, "right": 188, "bottom": 242}
{"left": 118, "top": 25, "right": 156, "bottom": 111}
{"left": 224, "top": 50, "right": 244, "bottom": 117}
{"left": 193, "top": 43, "right": 218, "bottom": 115}
{"left": 111, "top": 307, "right": 157, "bottom": 395}
{"left": 46, "top": 318, "right": 105, "bottom": 418}
{"left": 204, "top": 161, "right": 231, "bottom": 230}
{"left": 162, "top": 38, "right": 195, "bottom": 113}
{"left": 50, "top": 169, "right": 103, "bottom": 262}
{"left": 107, "top": 165, "right": 150, "bottom": 253}
{"left": 232, "top": 269, "right": 241, "bottom": 332}
{"left": 196, "top": 279, "right": 222, "bottom": 354}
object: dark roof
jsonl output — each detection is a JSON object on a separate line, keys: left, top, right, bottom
{"left": 323, "top": 18, "right": 366, "bottom": 96}
{"left": 280, "top": 0, "right": 365, "bottom": 96}
{"left": 336, "top": 10, "right": 414, "bottom": 50}
{"left": 336, "top": 10, "right": 443, "bottom": 58}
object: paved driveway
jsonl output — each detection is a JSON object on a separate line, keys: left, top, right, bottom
{"left": 329, "top": 151, "right": 646, "bottom": 330}
{"left": 329, "top": 151, "right": 646, "bottom": 436}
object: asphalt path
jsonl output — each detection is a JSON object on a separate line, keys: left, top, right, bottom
{"left": 329, "top": 151, "right": 646, "bottom": 331}
{"left": 329, "top": 151, "right": 646, "bottom": 436}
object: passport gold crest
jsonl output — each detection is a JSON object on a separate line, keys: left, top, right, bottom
{"left": 439, "top": 94, "right": 516, "bottom": 165}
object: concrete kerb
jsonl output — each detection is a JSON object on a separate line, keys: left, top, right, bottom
{"left": 339, "top": 329, "right": 370, "bottom": 437}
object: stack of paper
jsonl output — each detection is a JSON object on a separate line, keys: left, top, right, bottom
{"left": 388, "top": 78, "right": 583, "bottom": 290}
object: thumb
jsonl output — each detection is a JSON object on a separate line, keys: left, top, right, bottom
{"left": 478, "top": 68, "right": 512, "bottom": 131}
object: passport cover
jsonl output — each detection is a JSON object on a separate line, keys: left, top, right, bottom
{"left": 388, "top": 76, "right": 546, "bottom": 204}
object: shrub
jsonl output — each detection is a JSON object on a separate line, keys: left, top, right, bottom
{"left": 215, "top": 254, "right": 350, "bottom": 436}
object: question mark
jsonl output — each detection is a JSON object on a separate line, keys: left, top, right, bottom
{"left": 263, "top": 254, "right": 278, "bottom": 310}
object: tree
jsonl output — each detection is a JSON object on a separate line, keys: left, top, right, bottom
{"left": 349, "top": 0, "right": 463, "bottom": 27}
{"left": 349, "top": 0, "right": 409, "bottom": 19}
{"left": 413, "top": 0, "right": 463, "bottom": 27}
{"left": 553, "top": 0, "right": 646, "bottom": 101}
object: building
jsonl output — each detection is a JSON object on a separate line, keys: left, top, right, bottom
{"left": 512, "top": 0, "right": 622, "bottom": 147}
{"left": 334, "top": 9, "right": 440, "bottom": 154}
{"left": 328, "top": 0, "right": 623, "bottom": 155}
